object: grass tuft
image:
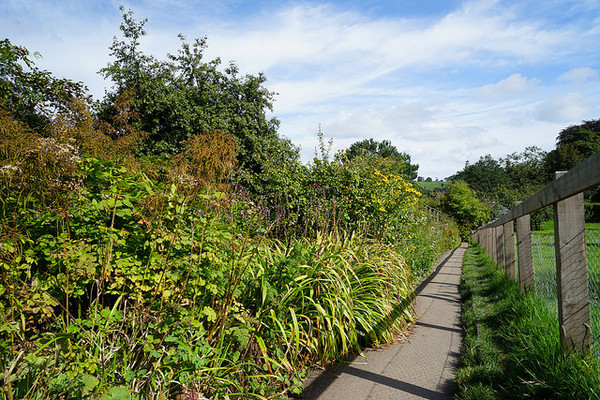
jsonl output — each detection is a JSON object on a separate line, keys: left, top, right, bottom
{"left": 455, "top": 243, "right": 600, "bottom": 399}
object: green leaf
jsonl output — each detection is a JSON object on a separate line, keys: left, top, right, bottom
{"left": 81, "top": 373, "right": 100, "bottom": 394}
{"left": 201, "top": 306, "right": 217, "bottom": 322}
{"left": 101, "top": 386, "right": 134, "bottom": 399}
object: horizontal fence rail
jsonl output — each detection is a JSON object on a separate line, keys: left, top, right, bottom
{"left": 473, "top": 150, "right": 600, "bottom": 354}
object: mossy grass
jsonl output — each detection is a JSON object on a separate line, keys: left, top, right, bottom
{"left": 455, "top": 243, "right": 600, "bottom": 399}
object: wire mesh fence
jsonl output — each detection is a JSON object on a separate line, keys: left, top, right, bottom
{"left": 531, "top": 229, "right": 600, "bottom": 351}
{"left": 587, "top": 229, "right": 600, "bottom": 351}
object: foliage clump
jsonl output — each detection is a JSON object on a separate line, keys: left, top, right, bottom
{"left": 432, "top": 181, "right": 490, "bottom": 241}
{"left": 0, "top": 15, "right": 459, "bottom": 399}
{"left": 97, "top": 6, "right": 297, "bottom": 176}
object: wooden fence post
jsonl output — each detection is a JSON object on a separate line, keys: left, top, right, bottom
{"left": 489, "top": 227, "right": 494, "bottom": 258}
{"left": 495, "top": 225, "right": 504, "bottom": 268}
{"left": 504, "top": 220, "right": 516, "bottom": 281}
{"left": 491, "top": 226, "right": 497, "bottom": 262}
{"left": 483, "top": 228, "right": 490, "bottom": 255}
{"left": 487, "top": 227, "right": 494, "bottom": 257}
{"left": 515, "top": 209, "right": 534, "bottom": 293}
{"left": 553, "top": 173, "right": 590, "bottom": 353}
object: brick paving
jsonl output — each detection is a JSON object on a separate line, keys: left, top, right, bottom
{"left": 299, "top": 243, "right": 467, "bottom": 399}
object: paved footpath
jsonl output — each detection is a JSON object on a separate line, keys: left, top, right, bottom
{"left": 299, "top": 243, "right": 468, "bottom": 400}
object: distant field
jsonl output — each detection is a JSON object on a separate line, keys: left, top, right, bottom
{"left": 417, "top": 181, "right": 448, "bottom": 192}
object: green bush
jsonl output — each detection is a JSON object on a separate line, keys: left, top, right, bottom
{"left": 0, "top": 36, "right": 459, "bottom": 399}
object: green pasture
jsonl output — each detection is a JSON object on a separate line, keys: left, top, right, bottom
{"left": 417, "top": 181, "right": 448, "bottom": 195}
{"left": 531, "top": 225, "right": 600, "bottom": 349}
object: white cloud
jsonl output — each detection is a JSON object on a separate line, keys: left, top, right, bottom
{"left": 534, "top": 93, "right": 595, "bottom": 122}
{"left": 477, "top": 74, "right": 539, "bottom": 99}
{"left": 3, "top": 0, "right": 600, "bottom": 179}
{"left": 203, "top": 1, "right": 582, "bottom": 85}
{"left": 558, "top": 67, "right": 598, "bottom": 84}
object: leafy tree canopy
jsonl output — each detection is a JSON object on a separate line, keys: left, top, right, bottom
{"left": 98, "top": 7, "right": 298, "bottom": 175}
{"left": 543, "top": 119, "right": 600, "bottom": 176}
{"left": 450, "top": 154, "right": 509, "bottom": 196}
{"left": 449, "top": 147, "right": 548, "bottom": 218}
{"left": 436, "top": 180, "right": 490, "bottom": 240}
{"left": 499, "top": 146, "right": 547, "bottom": 189}
{"left": 557, "top": 119, "right": 600, "bottom": 158}
{"left": 0, "top": 38, "right": 88, "bottom": 132}
{"left": 344, "top": 138, "right": 418, "bottom": 180}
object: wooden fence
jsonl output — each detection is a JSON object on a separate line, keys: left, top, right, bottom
{"left": 472, "top": 150, "right": 600, "bottom": 354}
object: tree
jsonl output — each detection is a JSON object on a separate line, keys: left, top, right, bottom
{"left": 98, "top": 8, "right": 298, "bottom": 175}
{"left": 344, "top": 138, "right": 418, "bottom": 180}
{"left": 437, "top": 180, "right": 490, "bottom": 240}
{"left": 0, "top": 39, "right": 87, "bottom": 132}
{"left": 557, "top": 119, "right": 600, "bottom": 158}
{"left": 500, "top": 146, "right": 546, "bottom": 184}
{"left": 450, "top": 148, "right": 549, "bottom": 220}
{"left": 543, "top": 119, "right": 600, "bottom": 178}
{"left": 450, "top": 155, "right": 509, "bottom": 199}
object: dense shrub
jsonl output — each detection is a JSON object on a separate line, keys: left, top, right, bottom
{"left": 0, "top": 151, "right": 457, "bottom": 397}
{"left": 0, "top": 33, "right": 459, "bottom": 399}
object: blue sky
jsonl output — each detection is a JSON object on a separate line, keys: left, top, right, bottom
{"left": 3, "top": 0, "right": 600, "bottom": 179}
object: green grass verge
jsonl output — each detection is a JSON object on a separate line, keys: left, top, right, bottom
{"left": 454, "top": 244, "right": 600, "bottom": 399}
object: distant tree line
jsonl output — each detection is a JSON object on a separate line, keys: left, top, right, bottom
{"left": 434, "top": 120, "right": 600, "bottom": 232}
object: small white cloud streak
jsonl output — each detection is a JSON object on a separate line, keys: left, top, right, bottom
{"left": 477, "top": 74, "right": 539, "bottom": 99}
{"left": 205, "top": 2, "right": 578, "bottom": 83}
{"left": 534, "top": 93, "right": 595, "bottom": 123}
{"left": 558, "top": 67, "right": 598, "bottom": 84}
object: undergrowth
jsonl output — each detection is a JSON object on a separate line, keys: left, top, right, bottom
{"left": 455, "top": 244, "right": 600, "bottom": 399}
{"left": 0, "top": 39, "right": 460, "bottom": 397}
{"left": 0, "top": 107, "right": 459, "bottom": 398}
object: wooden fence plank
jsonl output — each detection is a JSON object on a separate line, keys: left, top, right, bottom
{"left": 496, "top": 225, "right": 504, "bottom": 269}
{"left": 504, "top": 220, "right": 515, "bottom": 281}
{"left": 554, "top": 191, "right": 591, "bottom": 353}
{"left": 516, "top": 213, "right": 534, "bottom": 293}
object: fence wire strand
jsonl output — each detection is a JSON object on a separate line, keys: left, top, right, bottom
{"left": 531, "top": 229, "right": 600, "bottom": 351}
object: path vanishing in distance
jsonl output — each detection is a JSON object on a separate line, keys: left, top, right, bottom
{"left": 299, "top": 243, "right": 468, "bottom": 399}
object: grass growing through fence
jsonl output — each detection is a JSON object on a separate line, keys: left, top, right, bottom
{"left": 455, "top": 244, "right": 600, "bottom": 399}
{"left": 530, "top": 226, "right": 600, "bottom": 350}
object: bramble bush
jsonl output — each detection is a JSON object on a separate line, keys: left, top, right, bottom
{"left": 0, "top": 120, "right": 458, "bottom": 398}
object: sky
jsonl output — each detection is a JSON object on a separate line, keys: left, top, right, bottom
{"left": 2, "top": 0, "right": 600, "bottom": 179}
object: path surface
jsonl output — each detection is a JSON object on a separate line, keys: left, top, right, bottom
{"left": 299, "top": 243, "right": 468, "bottom": 399}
